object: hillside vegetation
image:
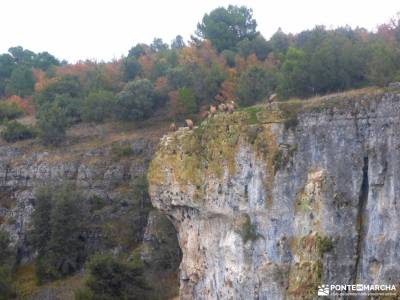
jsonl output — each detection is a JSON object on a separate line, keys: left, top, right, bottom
{"left": 0, "top": 7, "right": 399, "bottom": 147}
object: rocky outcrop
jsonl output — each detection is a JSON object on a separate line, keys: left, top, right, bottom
{"left": 0, "top": 123, "right": 168, "bottom": 262}
{"left": 148, "top": 88, "right": 400, "bottom": 299}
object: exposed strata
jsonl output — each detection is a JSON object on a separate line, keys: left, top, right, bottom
{"left": 149, "top": 88, "right": 400, "bottom": 299}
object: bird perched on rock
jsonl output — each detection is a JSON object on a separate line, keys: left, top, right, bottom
{"left": 169, "top": 123, "right": 177, "bottom": 132}
{"left": 227, "top": 103, "right": 235, "bottom": 113}
{"left": 185, "top": 119, "right": 193, "bottom": 129}
{"left": 210, "top": 105, "right": 217, "bottom": 116}
{"left": 268, "top": 93, "right": 277, "bottom": 103}
{"left": 200, "top": 110, "right": 209, "bottom": 118}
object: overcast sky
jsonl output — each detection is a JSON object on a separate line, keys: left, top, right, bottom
{"left": 1, "top": 0, "right": 399, "bottom": 62}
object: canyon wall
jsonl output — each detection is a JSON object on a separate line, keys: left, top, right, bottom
{"left": 149, "top": 88, "right": 400, "bottom": 299}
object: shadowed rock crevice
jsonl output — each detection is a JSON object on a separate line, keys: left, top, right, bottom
{"left": 354, "top": 156, "right": 369, "bottom": 283}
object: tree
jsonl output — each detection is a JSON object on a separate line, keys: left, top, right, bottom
{"left": 76, "top": 253, "right": 148, "bottom": 300}
{"left": 0, "top": 54, "right": 15, "bottom": 96}
{"left": 0, "top": 54, "right": 15, "bottom": 79}
{"left": 0, "top": 102, "right": 24, "bottom": 121}
{"left": 32, "top": 187, "right": 54, "bottom": 283}
{"left": 81, "top": 90, "right": 116, "bottom": 123}
{"left": 0, "top": 231, "right": 15, "bottom": 300}
{"left": 122, "top": 57, "right": 143, "bottom": 81}
{"left": 308, "top": 32, "right": 367, "bottom": 93}
{"left": 34, "top": 186, "right": 86, "bottom": 282}
{"left": 236, "top": 66, "right": 276, "bottom": 106}
{"left": 115, "top": 79, "right": 156, "bottom": 120}
{"left": 52, "top": 94, "right": 82, "bottom": 125}
{"left": 270, "top": 28, "right": 291, "bottom": 54}
{"left": 0, "top": 266, "right": 14, "bottom": 300}
{"left": 128, "top": 44, "right": 150, "bottom": 58}
{"left": 32, "top": 187, "right": 53, "bottom": 255}
{"left": 221, "top": 49, "right": 236, "bottom": 67}
{"left": 196, "top": 5, "right": 257, "bottom": 52}
{"left": 150, "top": 58, "right": 169, "bottom": 80}
{"left": 237, "top": 34, "right": 272, "bottom": 60}
{"left": 0, "top": 231, "right": 13, "bottom": 265}
{"left": 166, "top": 66, "right": 194, "bottom": 90}
{"left": 150, "top": 38, "right": 169, "bottom": 52}
{"left": 366, "top": 40, "right": 400, "bottom": 86}
{"left": 8, "top": 46, "right": 36, "bottom": 66}
{"left": 171, "top": 35, "right": 185, "bottom": 49}
{"left": 34, "top": 75, "right": 82, "bottom": 108}
{"left": 277, "top": 47, "right": 310, "bottom": 99}
{"left": 177, "top": 87, "right": 197, "bottom": 114}
{"left": 1, "top": 121, "right": 36, "bottom": 142}
{"left": 34, "top": 52, "right": 60, "bottom": 70}
{"left": 37, "top": 103, "right": 68, "bottom": 146}
{"left": 5, "top": 66, "right": 35, "bottom": 96}
{"left": 48, "top": 187, "right": 86, "bottom": 278}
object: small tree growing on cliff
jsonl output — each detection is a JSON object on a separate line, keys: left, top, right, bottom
{"left": 75, "top": 253, "right": 148, "bottom": 300}
{"left": 33, "top": 185, "right": 87, "bottom": 283}
{"left": 48, "top": 186, "right": 86, "bottom": 278}
{"left": 0, "top": 231, "right": 15, "bottom": 299}
{"left": 36, "top": 103, "right": 68, "bottom": 146}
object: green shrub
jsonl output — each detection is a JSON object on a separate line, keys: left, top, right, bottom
{"left": 89, "top": 195, "right": 107, "bottom": 212}
{"left": 36, "top": 103, "right": 67, "bottom": 146}
{"left": 177, "top": 87, "right": 197, "bottom": 115}
{"left": 115, "top": 79, "right": 156, "bottom": 121}
{"left": 0, "top": 266, "right": 15, "bottom": 300}
{"left": 32, "top": 185, "right": 87, "bottom": 283}
{"left": 0, "top": 231, "right": 13, "bottom": 266}
{"left": 1, "top": 121, "right": 36, "bottom": 142}
{"left": 110, "top": 143, "right": 133, "bottom": 159}
{"left": 0, "top": 231, "right": 15, "bottom": 300}
{"left": 81, "top": 90, "right": 116, "bottom": 123}
{"left": 76, "top": 253, "right": 148, "bottom": 300}
{"left": 5, "top": 66, "right": 35, "bottom": 97}
{"left": 236, "top": 66, "right": 276, "bottom": 106}
{"left": 237, "top": 214, "right": 261, "bottom": 243}
{"left": 0, "top": 102, "right": 24, "bottom": 121}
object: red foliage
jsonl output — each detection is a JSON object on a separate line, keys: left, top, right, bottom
{"left": 138, "top": 55, "right": 155, "bottom": 77}
{"left": 167, "top": 90, "right": 179, "bottom": 118}
{"left": 215, "top": 79, "right": 238, "bottom": 102}
{"left": 5, "top": 95, "right": 34, "bottom": 115}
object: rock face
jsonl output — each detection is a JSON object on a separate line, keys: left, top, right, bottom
{"left": 148, "top": 89, "right": 400, "bottom": 299}
{"left": 0, "top": 137, "right": 155, "bottom": 263}
{"left": 0, "top": 121, "right": 176, "bottom": 263}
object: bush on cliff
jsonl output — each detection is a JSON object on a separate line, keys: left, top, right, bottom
{"left": 36, "top": 103, "right": 67, "bottom": 146}
{"left": 115, "top": 79, "right": 156, "bottom": 121}
{"left": 32, "top": 186, "right": 87, "bottom": 283}
{"left": 81, "top": 90, "right": 116, "bottom": 123}
{"left": 75, "top": 253, "right": 148, "bottom": 300}
{"left": 0, "top": 231, "right": 16, "bottom": 299}
{"left": 1, "top": 121, "right": 36, "bottom": 142}
{"left": 0, "top": 102, "right": 24, "bottom": 122}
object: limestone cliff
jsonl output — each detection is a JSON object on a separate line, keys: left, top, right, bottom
{"left": 0, "top": 122, "right": 181, "bottom": 298}
{"left": 148, "top": 88, "right": 400, "bottom": 299}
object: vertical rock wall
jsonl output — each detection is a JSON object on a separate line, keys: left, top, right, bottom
{"left": 149, "top": 90, "right": 400, "bottom": 299}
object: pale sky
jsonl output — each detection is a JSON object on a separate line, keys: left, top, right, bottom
{"left": 1, "top": 0, "right": 399, "bottom": 63}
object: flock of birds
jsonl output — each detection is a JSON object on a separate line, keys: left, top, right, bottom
{"left": 169, "top": 93, "right": 278, "bottom": 132}
{"left": 169, "top": 101, "right": 237, "bottom": 131}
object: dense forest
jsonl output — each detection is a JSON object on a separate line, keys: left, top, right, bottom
{"left": 1, "top": 5, "right": 400, "bottom": 299}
